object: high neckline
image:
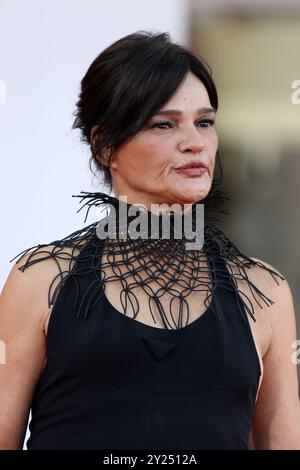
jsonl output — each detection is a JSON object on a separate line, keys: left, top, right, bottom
{"left": 11, "top": 189, "right": 286, "bottom": 329}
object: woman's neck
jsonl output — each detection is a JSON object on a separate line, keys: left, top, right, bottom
{"left": 113, "top": 193, "right": 194, "bottom": 216}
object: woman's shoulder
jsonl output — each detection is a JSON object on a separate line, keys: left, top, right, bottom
{"left": 226, "top": 254, "right": 295, "bottom": 367}
{"left": 209, "top": 223, "right": 288, "bottom": 320}
{"left": 230, "top": 254, "right": 294, "bottom": 331}
{"left": 248, "top": 257, "right": 295, "bottom": 326}
{"left": 8, "top": 223, "right": 98, "bottom": 312}
{"left": 247, "top": 256, "right": 290, "bottom": 305}
{"left": 6, "top": 243, "right": 77, "bottom": 322}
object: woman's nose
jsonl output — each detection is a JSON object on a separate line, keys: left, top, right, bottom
{"left": 178, "top": 126, "right": 205, "bottom": 153}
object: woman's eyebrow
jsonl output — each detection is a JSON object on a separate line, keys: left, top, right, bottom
{"left": 152, "top": 107, "right": 216, "bottom": 116}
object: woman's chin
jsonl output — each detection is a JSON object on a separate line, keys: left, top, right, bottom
{"left": 169, "top": 182, "right": 211, "bottom": 205}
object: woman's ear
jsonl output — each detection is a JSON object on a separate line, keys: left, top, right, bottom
{"left": 90, "top": 125, "right": 99, "bottom": 151}
{"left": 90, "top": 125, "right": 110, "bottom": 168}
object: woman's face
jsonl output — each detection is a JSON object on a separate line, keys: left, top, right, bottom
{"left": 109, "top": 71, "right": 218, "bottom": 211}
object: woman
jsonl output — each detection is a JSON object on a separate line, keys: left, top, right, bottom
{"left": 1, "top": 31, "right": 300, "bottom": 450}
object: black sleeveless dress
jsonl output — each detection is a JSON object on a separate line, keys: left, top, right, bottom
{"left": 23, "top": 233, "right": 262, "bottom": 450}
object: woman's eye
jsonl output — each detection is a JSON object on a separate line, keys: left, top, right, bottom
{"left": 198, "top": 119, "right": 215, "bottom": 128}
{"left": 150, "top": 119, "right": 216, "bottom": 130}
{"left": 151, "top": 121, "right": 174, "bottom": 129}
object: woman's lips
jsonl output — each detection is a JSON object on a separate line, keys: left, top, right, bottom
{"left": 175, "top": 167, "right": 207, "bottom": 177}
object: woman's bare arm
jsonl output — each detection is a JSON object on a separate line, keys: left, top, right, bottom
{"left": 249, "top": 259, "right": 300, "bottom": 449}
{"left": 0, "top": 251, "right": 54, "bottom": 449}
